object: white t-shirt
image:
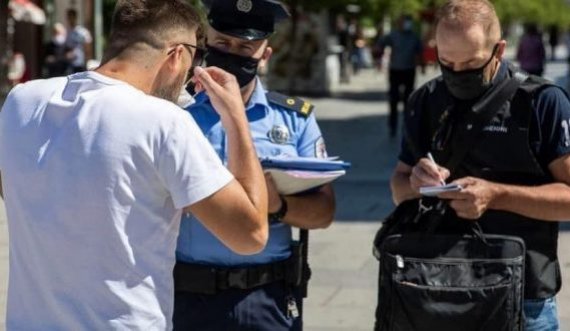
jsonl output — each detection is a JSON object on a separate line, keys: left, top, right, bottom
{"left": 0, "top": 72, "right": 233, "bottom": 330}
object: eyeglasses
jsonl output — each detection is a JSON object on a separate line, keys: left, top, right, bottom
{"left": 179, "top": 43, "right": 207, "bottom": 68}
{"left": 168, "top": 43, "right": 208, "bottom": 86}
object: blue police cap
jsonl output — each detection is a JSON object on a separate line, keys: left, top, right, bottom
{"left": 202, "top": 0, "right": 290, "bottom": 41}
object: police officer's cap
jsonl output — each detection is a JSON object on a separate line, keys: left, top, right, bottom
{"left": 202, "top": 0, "right": 290, "bottom": 41}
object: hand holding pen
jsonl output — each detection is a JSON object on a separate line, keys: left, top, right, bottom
{"left": 409, "top": 152, "right": 451, "bottom": 193}
{"left": 427, "top": 153, "right": 447, "bottom": 186}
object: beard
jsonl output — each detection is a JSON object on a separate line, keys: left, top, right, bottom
{"left": 152, "top": 70, "right": 186, "bottom": 103}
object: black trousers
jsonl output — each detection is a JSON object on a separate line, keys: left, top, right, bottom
{"left": 173, "top": 282, "right": 303, "bottom": 331}
{"left": 388, "top": 69, "right": 416, "bottom": 136}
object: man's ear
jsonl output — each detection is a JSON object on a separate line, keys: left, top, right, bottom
{"left": 259, "top": 46, "right": 273, "bottom": 68}
{"left": 496, "top": 40, "right": 507, "bottom": 60}
{"left": 166, "top": 45, "right": 185, "bottom": 72}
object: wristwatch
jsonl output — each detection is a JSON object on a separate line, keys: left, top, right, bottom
{"left": 269, "top": 196, "right": 288, "bottom": 222}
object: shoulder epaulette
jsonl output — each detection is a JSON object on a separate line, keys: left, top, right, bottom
{"left": 266, "top": 91, "right": 314, "bottom": 118}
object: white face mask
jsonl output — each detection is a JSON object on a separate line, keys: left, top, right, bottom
{"left": 177, "top": 86, "right": 195, "bottom": 108}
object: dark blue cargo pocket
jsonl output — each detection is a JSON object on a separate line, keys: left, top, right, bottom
{"left": 389, "top": 278, "right": 513, "bottom": 331}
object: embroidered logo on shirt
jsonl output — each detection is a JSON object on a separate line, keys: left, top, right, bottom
{"left": 483, "top": 103, "right": 511, "bottom": 134}
{"left": 268, "top": 125, "right": 290, "bottom": 145}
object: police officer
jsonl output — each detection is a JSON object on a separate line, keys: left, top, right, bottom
{"left": 391, "top": 1, "right": 570, "bottom": 330}
{"left": 173, "top": 1, "right": 335, "bottom": 330}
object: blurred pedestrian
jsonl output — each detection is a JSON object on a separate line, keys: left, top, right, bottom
{"left": 0, "top": 0, "right": 269, "bottom": 329}
{"left": 44, "top": 22, "right": 68, "bottom": 77}
{"left": 516, "top": 23, "right": 546, "bottom": 76}
{"left": 336, "top": 15, "right": 351, "bottom": 83}
{"left": 65, "top": 8, "right": 92, "bottom": 73}
{"left": 549, "top": 25, "right": 559, "bottom": 61}
{"left": 372, "top": 22, "right": 385, "bottom": 71}
{"left": 351, "top": 24, "right": 367, "bottom": 75}
{"left": 6, "top": 53, "right": 26, "bottom": 87}
{"left": 378, "top": 15, "right": 423, "bottom": 137}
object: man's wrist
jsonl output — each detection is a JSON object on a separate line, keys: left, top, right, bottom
{"left": 269, "top": 196, "right": 288, "bottom": 222}
{"left": 489, "top": 182, "right": 508, "bottom": 210}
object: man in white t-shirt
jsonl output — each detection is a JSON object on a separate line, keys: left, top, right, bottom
{"left": 65, "top": 8, "right": 93, "bottom": 73}
{"left": 0, "top": 1, "right": 268, "bottom": 330}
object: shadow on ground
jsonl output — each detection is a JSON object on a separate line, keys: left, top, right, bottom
{"left": 319, "top": 113, "right": 400, "bottom": 222}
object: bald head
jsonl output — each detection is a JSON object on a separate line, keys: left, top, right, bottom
{"left": 436, "top": 0, "right": 501, "bottom": 47}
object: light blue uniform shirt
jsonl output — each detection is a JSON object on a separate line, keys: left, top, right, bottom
{"left": 176, "top": 79, "right": 327, "bottom": 267}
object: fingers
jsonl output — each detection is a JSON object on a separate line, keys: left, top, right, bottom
{"left": 195, "top": 66, "right": 238, "bottom": 88}
{"left": 449, "top": 199, "right": 480, "bottom": 220}
{"left": 411, "top": 158, "right": 447, "bottom": 188}
{"left": 453, "top": 177, "right": 477, "bottom": 188}
{"left": 439, "top": 167, "right": 451, "bottom": 181}
{"left": 411, "top": 167, "right": 440, "bottom": 187}
{"left": 193, "top": 67, "right": 222, "bottom": 94}
{"left": 418, "top": 158, "right": 441, "bottom": 179}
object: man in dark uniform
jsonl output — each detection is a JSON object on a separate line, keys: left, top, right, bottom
{"left": 391, "top": 1, "right": 570, "bottom": 330}
{"left": 173, "top": 1, "right": 335, "bottom": 330}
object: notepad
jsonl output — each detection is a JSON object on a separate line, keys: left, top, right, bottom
{"left": 419, "top": 184, "right": 463, "bottom": 196}
{"left": 260, "top": 156, "right": 351, "bottom": 172}
{"left": 265, "top": 169, "right": 346, "bottom": 195}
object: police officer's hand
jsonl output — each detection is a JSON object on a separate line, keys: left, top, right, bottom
{"left": 193, "top": 66, "right": 244, "bottom": 120}
{"left": 265, "top": 173, "right": 283, "bottom": 213}
{"left": 409, "top": 158, "right": 450, "bottom": 193}
{"left": 437, "top": 177, "right": 500, "bottom": 220}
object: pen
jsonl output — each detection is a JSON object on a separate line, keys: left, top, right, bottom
{"left": 427, "top": 152, "right": 446, "bottom": 186}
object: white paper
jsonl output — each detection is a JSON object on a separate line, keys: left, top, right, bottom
{"left": 419, "top": 184, "right": 463, "bottom": 196}
{"left": 265, "top": 169, "right": 346, "bottom": 195}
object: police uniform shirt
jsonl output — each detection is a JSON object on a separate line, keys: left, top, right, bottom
{"left": 399, "top": 60, "right": 570, "bottom": 171}
{"left": 176, "top": 78, "right": 327, "bottom": 266}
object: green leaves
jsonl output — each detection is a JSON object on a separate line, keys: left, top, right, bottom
{"left": 494, "top": 0, "right": 570, "bottom": 26}
{"left": 282, "top": 0, "right": 570, "bottom": 27}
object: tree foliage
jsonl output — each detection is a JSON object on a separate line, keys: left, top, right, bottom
{"left": 287, "top": 0, "right": 570, "bottom": 27}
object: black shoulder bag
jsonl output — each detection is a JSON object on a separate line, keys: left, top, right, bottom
{"left": 373, "top": 70, "right": 529, "bottom": 331}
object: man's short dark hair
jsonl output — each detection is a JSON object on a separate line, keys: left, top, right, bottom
{"left": 103, "top": 0, "right": 203, "bottom": 63}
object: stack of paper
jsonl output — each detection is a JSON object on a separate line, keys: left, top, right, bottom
{"left": 261, "top": 156, "right": 351, "bottom": 195}
{"left": 419, "top": 184, "right": 463, "bottom": 197}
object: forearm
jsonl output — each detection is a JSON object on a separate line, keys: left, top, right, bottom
{"left": 391, "top": 171, "right": 420, "bottom": 205}
{"left": 282, "top": 185, "right": 335, "bottom": 230}
{"left": 223, "top": 115, "right": 267, "bottom": 216}
{"left": 491, "top": 182, "right": 570, "bottom": 221}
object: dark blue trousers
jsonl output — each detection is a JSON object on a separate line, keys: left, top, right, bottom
{"left": 173, "top": 282, "right": 302, "bottom": 331}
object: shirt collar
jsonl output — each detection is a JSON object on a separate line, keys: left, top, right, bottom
{"left": 245, "top": 78, "right": 270, "bottom": 112}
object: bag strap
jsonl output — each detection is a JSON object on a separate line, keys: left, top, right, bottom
{"left": 445, "top": 69, "right": 529, "bottom": 172}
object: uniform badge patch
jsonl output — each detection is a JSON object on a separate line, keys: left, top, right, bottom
{"left": 268, "top": 125, "right": 290, "bottom": 145}
{"left": 236, "top": 0, "right": 253, "bottom": 13}
{"left": 315, "top": 137, "right": 328, "bottom": 159}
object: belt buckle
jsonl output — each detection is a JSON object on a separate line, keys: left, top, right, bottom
{"left": 227, "top": 268, "right": 248, "bottom": 289}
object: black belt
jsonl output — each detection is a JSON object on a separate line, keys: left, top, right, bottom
{"left": 174, "top": 259, "right": 294, "bottom": 295}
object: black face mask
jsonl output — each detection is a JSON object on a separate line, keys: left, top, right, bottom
{"left": 205, "top": 45, "right": 261, "bottom": 88}
{"left": 439, "top": 44, "right": 499, "bottom": 100}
